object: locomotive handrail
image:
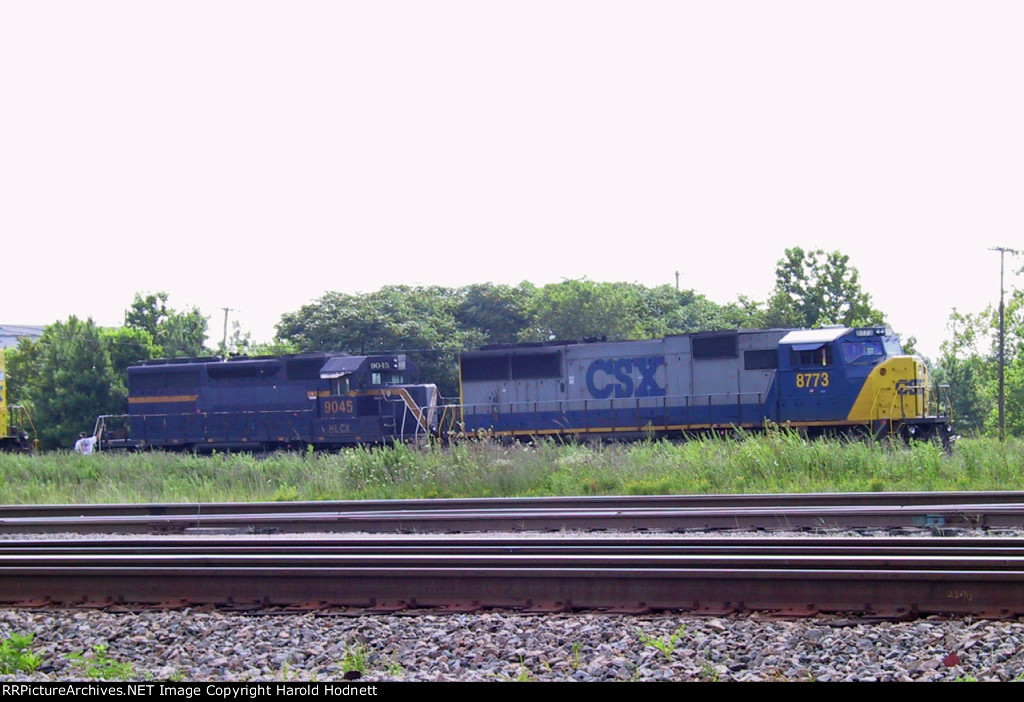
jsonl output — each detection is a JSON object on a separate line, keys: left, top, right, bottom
{"left": 97, "top": 408, "right": 318, "bottom": 451}
{"left": 9, "top": 404, "right": 38, "bottom": 449}
{"left": 379, "top": 395, "right": 435, "bottom": 443}
{"left": 461, "top": 392, "right": 765, "bottom": 413}
{"left": 360, "top": 387, "right": 434, "bottom": 436}
{"left": 857, "top": 374, "right": 950, "bottom": 440}
{"left": 436, "top": 403, "right": 462, "bottom": 438}
{"left": 101, "top": 396, "right": 446, "bottom": 449}
{"left": 461, "top": 391, "right": 768, "bottom": 435}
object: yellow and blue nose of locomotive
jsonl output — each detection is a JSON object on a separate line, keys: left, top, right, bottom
{"left": 846, "top": 355, "right": 931, "bottom": 423}
{"left": 776, "top": 327, "right": 947, "bottom": 434}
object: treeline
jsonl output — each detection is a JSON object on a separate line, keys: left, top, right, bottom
{"left": 273, "top": 247, "right": 883, "bottom": 398}
{"left": 932, "top": 289, "right": 1024, "bottom": 437}
{"left": 5, "top": 293, "right": 210, "bottom": 448}
{"left": 5, "top": 248, "right": 1021, "bottom": 447}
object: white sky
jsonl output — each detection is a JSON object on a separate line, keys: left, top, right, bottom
{"left": 2, "top": 0, "right": 1022, "bottom": 360}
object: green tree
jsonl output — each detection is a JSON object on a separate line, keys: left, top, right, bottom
{"left": 518, "top": 279, "right": 642, "bottom": 342}
{"left": 1001, "top": 357, "right": 1024, "bottom": 437}
{"left": 27, "top": 317, "right": 122, "bottom": 449}
{"left": 3, "top": 336, "right": 41, "bottom": 408}
{"left": 517, "top": 279, "right": 738, "bottom": 343}
{"left": 765, "top": 247, "right": 884, "bottom": 328}
{"left": 979, "top": 288, "right": 1024, "bottom": 436}
{"left": 125, "top": 292, "right": 208, "bottom": 357}
{"left": 932, "top": 310, "right": 991, "bottom": 435}
{"left": 932, "top": 282, "right": 1024, "bottom": 438}
{"left": 102, "top": 326, "right": 160, "bottom": 379}
{"left": 455, "top": 282, "right": 535, "bottom": 345}
{"left": 276, "top": 280, "right": 751, "bottom": 396}
{"left": 629, "top": 285, "right": 702, "bottom": 339}
{"left": 632, "top": 286, "right": 747, "bottom": 337}
{"left": 277, "top": 286, "right": 483, "bottom": 397}
{"left": 100, "top": 326, "right": 162, "bottom": 405}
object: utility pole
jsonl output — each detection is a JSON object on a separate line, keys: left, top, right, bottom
{"left": 221, "top": 307, "right": 235, "bottom": 358}
{"left": 990, "top": 247, "right": 1020, "bottom": 441}
{"left": 950, "top": 306, "right": 958, "bottom": 370}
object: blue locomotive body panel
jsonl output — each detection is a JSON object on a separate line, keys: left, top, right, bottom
{"left": 458, "top": 327, "right": 949, "bottom": 441}
{"left": 122, "top": 353, "right": 437, "bottom": 450}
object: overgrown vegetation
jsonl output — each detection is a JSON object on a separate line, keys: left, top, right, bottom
{"left": 636, "top": 626, "right": 687, "bottom": 661}
{"left": 0, "top": 434, "right": 1020, "bottom": 505}
{"left": 67, "top": 644, "right": 136, "bottom": 680}
{"left": 340, "top": 644, "right": 369, "bottom": 676}
{"left": 0, "top": 633, "right": 42, "bottom": 674}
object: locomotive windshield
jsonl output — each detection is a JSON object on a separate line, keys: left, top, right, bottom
{"left": 884, "top": 337, "right": 904, "bottom": 356}
{"left": 841, "top": 337, "right": 905, "bottom": 364}
{"left": 842, "top": 340, "right": 884, "bottom": 364}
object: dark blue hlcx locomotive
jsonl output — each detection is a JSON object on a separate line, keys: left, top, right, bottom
{"left": 458, "top": 326, "right": 953, "bottom": 445}
{"left": 106, "top": 353, "right": 438, "bottom": 451}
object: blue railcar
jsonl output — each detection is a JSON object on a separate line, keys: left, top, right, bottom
{"left": 104, "top": 352, "right": 438, "bottom": 451}
{"left": 457, "top": 327, "right": 953, "bottom": 445}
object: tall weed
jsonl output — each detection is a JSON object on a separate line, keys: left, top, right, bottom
{"left": 1, "top": 435, "right": 1021, "bottom": 504}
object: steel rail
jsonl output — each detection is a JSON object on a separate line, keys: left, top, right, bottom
{"left": 5, "top": 535, "right": 1024, "bottom": 557}
{"left": 0, "top": 501, "right": 1021, "bottom": 534}
{"left": 7, "top": 553, "right": 1024, "bottom": 571}
{"left": 1, "top": 490, "right": 1022, "bottom": 520}
{"left": 1, "top": 540, "right": 1022, "bottom": 618}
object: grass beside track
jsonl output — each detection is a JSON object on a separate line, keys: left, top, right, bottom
{"left": 0, "top": 433, "right": 1021, "bottom": 505}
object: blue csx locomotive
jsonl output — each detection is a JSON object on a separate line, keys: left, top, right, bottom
{"left": 100, "top": 326, "right": 952, "bottom": 450}
{"left": 457, "top": 326, "right": 953, "bottom": 446}
{"left": 101, "top": 353, "right": 439, "bottom": 450}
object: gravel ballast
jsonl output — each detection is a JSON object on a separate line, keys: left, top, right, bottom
{"left": 1, "top": 609, "right": 1022, "bottom": 682}
{"left": 1, "top": 529, "right": 1020, "bottom": 682}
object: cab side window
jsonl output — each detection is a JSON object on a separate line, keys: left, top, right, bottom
{"left": 370, "top": 372, "right": 405, "bottom": 385}
{"left": 331, "top": 377, "right": 351, "bottom": 395}
{"left": 791, "top": 346, "right": 833, "bottom": 367}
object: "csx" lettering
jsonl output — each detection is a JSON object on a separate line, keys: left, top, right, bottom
{"left": 585, "top": 356, "right": 666, "bottom": 399}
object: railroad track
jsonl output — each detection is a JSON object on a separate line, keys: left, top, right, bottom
{"left": 4, "top": 493, "right": 1024, "bottom": 620}
{"left": 2, "top": 491, "right": 1024, "bottom": 533}
{"left": 2, "top": 490, "right": 1023, "bottom": 517}
{"left": 2, "top": 535, "right": 1024, "bottom": 618}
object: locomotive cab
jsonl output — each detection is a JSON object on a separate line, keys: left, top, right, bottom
{"left": 317, "top": 354, "right": 437, "bottom": 445}
{"left": 777, "top": 326, "right": 952, "bottom": 443}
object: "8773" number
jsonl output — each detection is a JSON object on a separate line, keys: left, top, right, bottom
{"left": 796, "top": 372, "right": 830, "bottom": 389}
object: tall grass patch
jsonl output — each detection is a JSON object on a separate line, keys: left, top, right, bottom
{"left": 0, "top": 435, "right": 1020, "bottom": 504}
